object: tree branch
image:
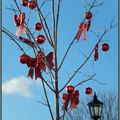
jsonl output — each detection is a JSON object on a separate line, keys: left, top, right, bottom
{"left": 40, "top": 77, "right": 54, "bottom": 120}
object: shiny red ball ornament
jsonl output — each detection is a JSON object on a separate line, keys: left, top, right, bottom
{"left": 36, "top": 35, "right": 45, "bottom": 44}
{"left": 21, "top": 0, "right": 29, "bottom": 7}
{"left": 85, "top": 87, "right": 92, "bottom": 95}
{"left": 84, "top": 11, "right": 92, "bottom": 19}
{"left": 35, "top": 23, "right": 42, "bottom": 31}
{"left": 101, "top": 43, "right": 109, "bottom": 52}
{"left": 28, "top": 1, "right": 36, "bottom": 9}
{"left": 19, "top": 54, "right": 30, "bottom": 64}
{"left": 66, "top": 85, "right": 75, "bottom": 93}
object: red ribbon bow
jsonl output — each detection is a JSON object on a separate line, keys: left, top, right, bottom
{"left": 14, "top": 13, "right": 25, "bottom": 35}
{"left": 62, "top": 89, "right": 79, "bottom": 111}
{"left": 26, "top": 51, "right": 54, "bottom": 79}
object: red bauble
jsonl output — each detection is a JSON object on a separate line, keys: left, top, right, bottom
{"left": 84, "top": 11, "right": 92, "bottom": 19}
{"left": 66, "top": 85, "right": 75, "bottom": 93}
{"left": 35, "top": 23, "right": 42, "bottom": 31}
{"left": 85, "top": 87, "right": 92, "bottom": 95}
{"left": 19, "top": 54, "right": 30, "bottom": 64}
{"left": 21, "top": 0, "right": 29, "bottom": 7}
{"left": 36, "top": 35, "right": 45, "bottom": 44}
{"left": 101, "top": 43, "right": 109, "bottom": 52}
{"left": 28, "top": 1, "right": 36, "bottom": 9}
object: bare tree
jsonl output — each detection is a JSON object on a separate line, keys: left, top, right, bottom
{"left": 65, "top": 91, "right": 118, "bottom": 120}
{"left": 2, "top": 0, "right": 117, "bottom": 120}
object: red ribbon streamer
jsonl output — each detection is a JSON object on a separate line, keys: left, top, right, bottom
{"left": 62, "top": 89, "right": 79, "bottom": 111}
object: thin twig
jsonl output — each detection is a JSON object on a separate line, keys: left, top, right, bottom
{"left": 74, "top": 74, "right": 96, "bottom": 88}
{"left": 40, "top": 77, "right": 54, "bottom": 120}
{"left": 37, "top": 100, "right": 48, "bottom": 106}
{"left": 2, "top": 29, "right": 26, "bottom": 54}
{"left": 82, "top": 0, "right": 104, "bottom": 8}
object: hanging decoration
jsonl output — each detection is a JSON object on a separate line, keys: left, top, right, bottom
{"left": 84, "top": 87, "right": 92, "bottom": 95}
{"left": 36, "top": 35, "right": 45, "bottom": 44}
{"left": 19, "top": 51, "right": 54, "bottom": 79}
{"left": 21, "top": 0, "right": 29, "bottom": 7}
{"left": 34, "top": 22, "right": 42, "bottom": 31}
{"left": 13, "top": 12, "right": 25, "bottom": 35}
{"left": 94, "top": 44, "right": 99, "bottom": 61}
{"left": 19, "top": 36, "right": 35, "bottom": 46}
{"left": 62, "top": 85, "right": 79, "bottom": 111}
{"left": 28, "top": 0, "right": 37, "bottom": 9}
{"left": 75, "top": 11, "right": 92, "bottom": 41}
{"left": 101, "top": 43, "right": 109, "bottom": 52}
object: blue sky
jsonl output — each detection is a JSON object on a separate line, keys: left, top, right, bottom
{"left": 2, "top": 0, "right": 118, "bottom": 120}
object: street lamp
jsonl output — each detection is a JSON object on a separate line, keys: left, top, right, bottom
{"left": 88, "top": 92, "right": 103, "bottom": 120}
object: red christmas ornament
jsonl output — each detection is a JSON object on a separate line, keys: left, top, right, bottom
{"left": 36, "top": 35, "right": 45, "bottom": 44}
{"left": 101, "top": 43, "right": 109, "bottom": 52}
{"left": 34, "top": 23, "right": 42, "bottom": 31}
{"left": 85, "top": 87, "right": 92, "bottom": 95}
{"left": 28, "top": 1, "right": 36, "bottom": 9}
{"left": 21, "top": 0, "right": 29, "bottom": 7}
{"left": 19, "top": 54, "right": 30, "bottom": 64}
{"left": 84, "top": 11, "right": 92, "bottom": 19}
{"left": 66, "top": 85, "right": 75, "bottom": 93}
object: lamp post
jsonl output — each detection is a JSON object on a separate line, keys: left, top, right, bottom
{"left": 88, "top": 92, "right": 103, "bottom": 120}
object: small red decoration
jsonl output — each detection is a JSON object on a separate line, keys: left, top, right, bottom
{"left": 21, "top": 0, "right": 29, "bottom": 7}
{"left": 84, "top": 11, "right": 92, "bottom": 19}
{"left": 66, "top": 85, "right": 75, "bottom": 93}
{"left": 28, "top": 1, "right": 36, "bottom": 9}
{"left": 46, "top": 52, "right": 54, "bottom": 69}
{"left": 13, "top": 14, "right": 20, "bottom": 26}
{"left": 19, "top": 36, "right": 34, "bottom": 46}
{"left": 36, "top": 35, "right": 45, "bottom": 44}
{"left": 75, "top": 22, "right": 87, "bottom": 40}
{"left": 35, "top": 23, "right": 42, "bottom": 31}
{"left": 94, "top": 44, "right": 99, "bottom": 61}
{"left": 19, "top": 51, "right": 54, "bottom": 80}
{"left": 85, "top": 87, "right": 92, "bottom": 95}
{"left": 101, "top": 43, "right": 109, "bottom": 52}
{"left": 13, "top": 13, "right": 25, "bottom": 35}
{"left": 85, "top": 20, "right": 91, "bottom": 31}
{"left": 62, "top": 86, "right": 79, "bottom": 111}
{"left": 19, "top": 54, "right": 30, "bottom": 64}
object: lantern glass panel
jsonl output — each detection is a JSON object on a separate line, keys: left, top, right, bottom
{"left": 89, "top": 106, "right": 94, "bottom": 117}
{"left": 98, "top": 105, "right": 103, "bottom": 116}
{"left": 94, "top": 106, "right": 99, "bottom": 116}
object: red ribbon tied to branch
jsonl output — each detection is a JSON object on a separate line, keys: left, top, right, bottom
{"left": 14, "top": 13, "right": 25, "bottom": 36}
{"left": 75, "top": 20, "right": 91, "bottom": 40}
{"left": 94, "top": 44, "right": 99, "bottom": 61}
{"left": 62, "top": 87, "right": 79, "bottom": 111}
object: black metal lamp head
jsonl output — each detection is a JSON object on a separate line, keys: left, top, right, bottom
{"left": 88, "top": 92, "right": 103, "bottom": 120}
